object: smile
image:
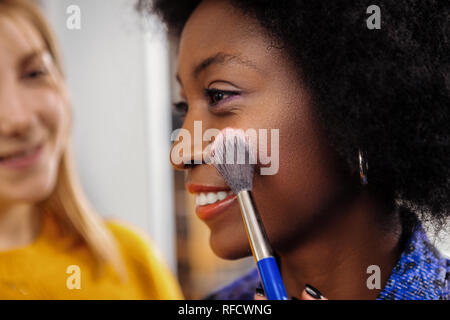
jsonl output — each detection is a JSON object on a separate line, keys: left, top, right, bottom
{"left": 195, "top": 191, "right": 233, "bottom": 206}
{"left": 186, "top": 184, "right": 238, "bottom": 221}
{"left": 0, "top": 144, "right": 44, "bottom": 170}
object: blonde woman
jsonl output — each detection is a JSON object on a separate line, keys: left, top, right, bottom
{"left": 0, "top": 0, "right": 182, "bottom": 299}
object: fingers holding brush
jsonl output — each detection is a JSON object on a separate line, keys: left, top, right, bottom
{"left": 254, "top": 284, "right": 267, "bottom": 300}
{"left": 301, "top": 284, "right": 327, "bottom": 300}
{"left": 254, "top": 283, "right": 328, "bottom": 300}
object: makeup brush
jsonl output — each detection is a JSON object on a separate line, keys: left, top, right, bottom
{"left": 209, "top": 128, "right": 288, "bottom": 300}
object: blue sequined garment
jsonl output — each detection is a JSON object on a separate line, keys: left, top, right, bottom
{"left": 205, "top": 223, "right": 450, "bottom": 300}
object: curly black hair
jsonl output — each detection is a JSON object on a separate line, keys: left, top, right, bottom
{"left": 138, "top": 0, "right": 450, "bottom": 231}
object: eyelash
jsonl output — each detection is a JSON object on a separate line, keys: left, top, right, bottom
{"left": 173, "top": 101, "right": 188, "bottom": 116}
{"left": 173, "top": 88, "right": 239, "bottom": 116}
{"left": 24, "top": 68, "right": 48, "bottom": 80}
{"left": 204, "top": 88, "right": 239, "bottom": 107}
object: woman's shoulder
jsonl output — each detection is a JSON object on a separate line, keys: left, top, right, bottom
{"left": 105, "top": 219, "right": 160, "bottom": 258}
{"left": 103, "top": 218, "right": 183, "bottom": 299}
{"left": 104, "top": 218, "right": 173, "bottom": 274}
{"left": 378, "top": 223, "right": 450, "bottom": 300}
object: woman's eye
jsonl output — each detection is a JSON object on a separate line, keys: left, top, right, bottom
{"left": 205, "top": 88, "right": 238, "bottom": 107}
{"left": 173, "top": 101, "right": 189, "bottom": 117}
{"left": 25, "top": 69, "right": 47, "bottom": 79}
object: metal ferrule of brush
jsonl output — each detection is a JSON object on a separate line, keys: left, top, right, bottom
{"left": 237, "top": 190, "right": 273, "bottom": 261}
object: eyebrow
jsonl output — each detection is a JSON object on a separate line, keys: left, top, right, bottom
{"left": 176, "top": 52, "right": 260, "bottom": 86}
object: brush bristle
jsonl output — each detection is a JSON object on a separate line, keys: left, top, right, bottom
{"left": 209, "top": 128, "right": 256, "bottom": 194}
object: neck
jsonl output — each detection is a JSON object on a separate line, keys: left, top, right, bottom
{"left": 278, "top": 190, "right": 403, "bottom": 300}
{"left": 0, "top": 202, "right": 41, "bottom": 251}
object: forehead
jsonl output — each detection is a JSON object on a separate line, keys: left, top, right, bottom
{"left": 0, "top": 13, "right": 44, "bottom": 62}
{"left": 178, "top": 0, "right": 271, "bottom": 75}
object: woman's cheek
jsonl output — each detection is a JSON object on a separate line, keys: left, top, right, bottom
{"left": 31, "top": 88, "right": 70, "bottom": 182}
{"left": 38, "top": 88, "right": 70, "bottom": 146}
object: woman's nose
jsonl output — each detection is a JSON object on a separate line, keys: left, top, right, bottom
{"left": 170, "top": 118, "right": 212, "bottom": 171}
{"left": 170, "top": 133, "right": 206, "bottom": 171}
{"left": 0, "top": 85, "right": 33, "bottom": 137}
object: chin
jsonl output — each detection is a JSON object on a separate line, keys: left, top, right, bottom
{"left": 0, "top": 170, "right": 58, "bottom": 205}
{"left": 7, "top": 186, "right": 54, "bottom": 205}
{"left": 209, "top": 228, "right": 252, "bottom": 260}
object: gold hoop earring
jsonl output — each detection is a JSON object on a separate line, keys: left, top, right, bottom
{"left": 358, "top": 149, "right": 368, "bottom": 185}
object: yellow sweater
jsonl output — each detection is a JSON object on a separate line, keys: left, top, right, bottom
{"left": 0, "top": 212, "right": 183, "bottom": 299}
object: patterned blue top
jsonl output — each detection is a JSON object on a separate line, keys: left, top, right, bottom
{"left": 206, "top": 223, "right": 450, "bottom": 300}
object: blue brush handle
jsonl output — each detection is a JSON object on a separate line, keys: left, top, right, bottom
{"left": 257, "top": 256, "right": 288, "bottom": 300}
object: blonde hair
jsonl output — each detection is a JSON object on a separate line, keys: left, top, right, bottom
{"left": 0, "top": 0, "right": 126, "bottom": 280}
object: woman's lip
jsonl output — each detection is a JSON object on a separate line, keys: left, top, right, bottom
{"left": 196, "top": 194, "right": 237, "bottom": 221}
{"left": 0, "top": 144, "right": 44, "bottom": 170}
{"left": 186, "top": 183, "right": 231, "bottom": 194}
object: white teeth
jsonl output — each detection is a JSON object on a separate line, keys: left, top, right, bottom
{"left": 195, "top": 191, "right": 233, "bottom": 206}
{"left": 217, "top": 191, "right": 227, "bottom": 201}
{"left": 206, "top": 192, "right": 217, "bottom": 204}
{"left": 196, "top": 193, "right": 207, "bottom": 206}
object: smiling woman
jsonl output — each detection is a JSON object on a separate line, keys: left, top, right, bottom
{"left": 139, "top": 0, "right": 450, "bottom": 300}
{"left": 0, "top": 0, "right": 182, "bottom": 299}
